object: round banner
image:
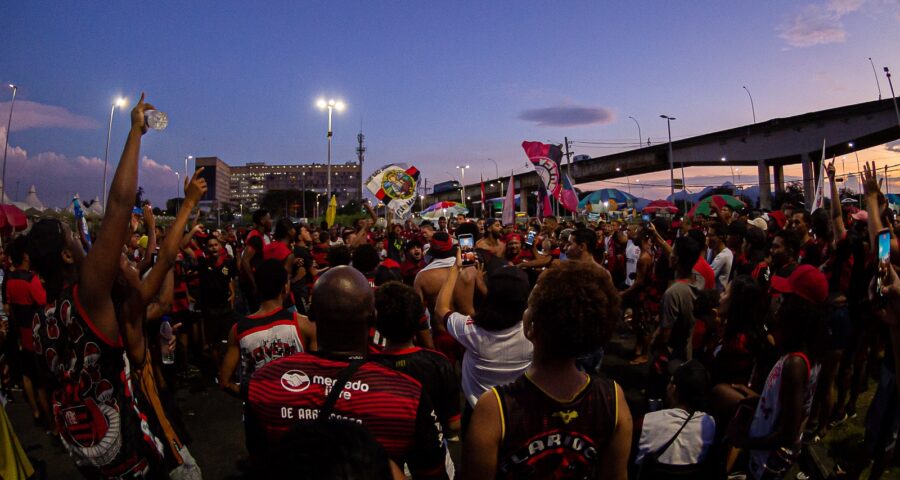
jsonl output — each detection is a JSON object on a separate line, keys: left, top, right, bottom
{"left": 530, "top": 156, "right": 560, "bottom": 195}
{"left": 381, "top": 169, "right": 417, "bottom": 200}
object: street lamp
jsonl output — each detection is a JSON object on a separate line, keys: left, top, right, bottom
{"left": 660, "top": 115, "right": 676, "bottom": 198}
{"left": 175, "top": 172, "right": 180, "bottom": 200}
{"left": 317, "top": 98, "right": 345, "bottom": 203}
{"left": 456, "top": 164, "right": 470, "bottom": 205}
{"left": 487, "top": 158, "right": 503, "bottom": 198}
{"left": 849, "top": 142, "right": 861, "bottom": 180}
{"left": 101, "top": 96, "right": 128, "bottom": 211}
{"left": 628, "top": 116, "right": 642, "bottom": 148}
{"left": 743, "top": 86, "right": 756, "bottom": 124}
{"left": 1, "top": 84, "right": 17, "bottom": 204}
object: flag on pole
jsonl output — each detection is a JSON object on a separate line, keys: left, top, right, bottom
{"left": 558, "top": 173, "right": 579, "bottom": 213}
{"left": 502, "top": 172, "right": 515, "bottom": 226}
{"left": 480, "top": 175, "right": 486, "bottom": 217}
{"left": 326, "top": 194, "right": 337, "bottom": 228}
{"left": 522, "top": 141, "right": 563, "bottom": 197}
{"left": 812, "top": 139, "right": 827, "bottom": 211}
{"left": 537, "top": 182, "right": 552, "bottom": 218}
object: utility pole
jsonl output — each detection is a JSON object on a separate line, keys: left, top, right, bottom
{"left": 564, "top": 136, "right": 574, "bottom": 179}
{"left": 356, "top": 125, "right": 366, "bottom": 202}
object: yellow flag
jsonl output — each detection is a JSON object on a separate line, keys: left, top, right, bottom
{"left": 326, "top": 194, "right": 337, "bottom": 228}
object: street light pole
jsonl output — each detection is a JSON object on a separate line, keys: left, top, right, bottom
{"left": 743, "top": 86, "right": 756, "bottom": 123}
{"left": 660, "top": 115, "right": 676, "bottom": 198}
{"left": 456, "top": 164, "right": 469, "bottom": 205}
{"left": 102, "top": 97, "right": 127, "bottom": 211}
{"left": 317, "top": 98, "right": 345, "bottom": 204}
{"left": 885, "top": 68, "right": 900, "bottom": 130}
{"left": 870, "top": 58, "right": 883, "bottom": 100}
{"left": 1, "top": 84, "right": 17, "bottom": 204}
{"left": 487, "top": 158, "right": 503, "bottom": 198}
{"left": 628, "top": 116, "right": 642, "bottom": 148}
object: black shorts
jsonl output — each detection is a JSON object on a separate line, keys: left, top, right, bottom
{"left": 202, "top": 306, "right": 237, "bottom": 345}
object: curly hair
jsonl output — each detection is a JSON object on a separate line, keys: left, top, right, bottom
{"left": 374, "top": 281, "right": 425, "bottom": 343}
{"left": 528, "top": 261, "right": 620, "bottom": 359}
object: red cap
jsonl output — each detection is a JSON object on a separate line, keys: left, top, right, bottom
{"left": 770, "top": 264, "right": 828, "bottom": 304}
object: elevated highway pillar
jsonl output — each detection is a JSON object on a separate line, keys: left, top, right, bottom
{"left": 802, "top": 153, "right": 815, "bottom": 208}
{"left": 758, "top": 160, "right": 772, "bottom": 210}
{"left": 773, "top": 165, "right": 785, "bottom": 195}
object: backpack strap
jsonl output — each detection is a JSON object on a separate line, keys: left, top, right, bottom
{"left": 648, "top": 410, "right": 695, "bottom": 462}
{"left": 318, "top": 360, "right": 365, "bottom": 423}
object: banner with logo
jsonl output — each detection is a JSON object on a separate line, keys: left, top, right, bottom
{"left": 522, "top": 141, "right": 563, "bottom": 197}
{"left": 366, "top": 163, "right": 420, "bottom": 219}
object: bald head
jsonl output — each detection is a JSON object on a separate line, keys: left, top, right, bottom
{"left": 310, "top": 266, "right": 374, "bottom": 354}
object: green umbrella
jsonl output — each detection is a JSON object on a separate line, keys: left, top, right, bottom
{"left": 687, "top": 194, "right": 746, "bottom": 217}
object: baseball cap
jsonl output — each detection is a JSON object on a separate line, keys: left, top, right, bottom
{"left": 770, "top": 264, "right": 828, "bottom": 304}
{"left": 748, "top": 217, "right": 768, "bottom": 231}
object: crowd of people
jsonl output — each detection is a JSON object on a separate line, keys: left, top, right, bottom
{"left": 1, "top": 95, "right": 900, "bottom": 480}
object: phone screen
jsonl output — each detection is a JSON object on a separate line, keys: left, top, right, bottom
{"left": 642, "top": 214, "right": 650, "bottom": 222}
{"left": 878, "top": 228, "right": 891, "bottom": 262}
{"left": 458, "top": 234, "right": 475, "bottom": 265}
{"left": 525, "top": 230, "right": 536, "bottom": 246}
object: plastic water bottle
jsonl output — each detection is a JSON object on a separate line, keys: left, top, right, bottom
{"left": 160, "top": 317, "right": 175, "bottom": 365}
{"left": 144, "top": 110, "right": 169, "bottom": 130}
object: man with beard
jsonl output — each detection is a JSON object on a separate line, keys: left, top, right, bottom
{"left": 503, "top": 234, "right": 525, "bottom": 265}
{"left": 475, "top": 219, "right": 504, "bottom": 260}
{"left": 401, "top": 240, "right": 426, "bottom": 285}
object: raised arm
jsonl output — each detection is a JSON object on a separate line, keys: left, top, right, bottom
{"left": 138, "top": 169, "right": 208, "bottom": 305}
{"left": 79, "top": 94, "right": 154, "bottom": 340}
{"left": 826, "top": 162, "right": 846, "bottom": 242}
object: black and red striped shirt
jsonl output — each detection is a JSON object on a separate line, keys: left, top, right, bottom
{"left": 247, "top": 352, "right": 448, "bottom": 478}
{"left": 371, "top": 346, "right": 461, "bottom": 433}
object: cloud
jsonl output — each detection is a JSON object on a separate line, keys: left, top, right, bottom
{"left": 0, "top": 100, "right": 99, "bottom": 132}
{"left": 518, "top": 105, "right": 615, "bottom": 127}
{"left": 887, "top": 140, "right": 900, "bottom": 152}
{"left": 777, "top": 0, "right": 865, "bottom": 48}
{"left": 0, "top": 127, "right": 176, "bottom": 208}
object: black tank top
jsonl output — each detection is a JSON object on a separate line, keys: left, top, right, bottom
{"left": 494, "top": 373, "right": 618, "bottom": 479}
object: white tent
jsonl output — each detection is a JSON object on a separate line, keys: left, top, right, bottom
{"left": 23, "top": 184, "right": 44, "bottom": 211}
{"left": 0, "top": 181, "right": 13, "bottom": 204}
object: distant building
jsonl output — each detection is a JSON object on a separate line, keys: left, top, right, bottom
{"left": 229, "top": 162, "right": 361, "bottom": 210}
{"left": 194, "top": 157, "right": 232, "bottom": 207}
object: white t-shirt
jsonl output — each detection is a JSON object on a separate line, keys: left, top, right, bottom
{"left": 709, "top": 247, "right": 734, "bottom": 291}
{"left": 624, "top": 240, "right": 641, "bottom": 287}
{"left": 445, "top": 312, "right": 533, "bottom": 407}
{"left": 635, "top": 408, "right": 716, "bottom": 465}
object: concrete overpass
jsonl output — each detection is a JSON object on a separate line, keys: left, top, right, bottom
{"left": 429, "top": 98, "right": 900, "bottom": 211}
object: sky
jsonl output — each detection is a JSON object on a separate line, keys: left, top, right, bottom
{"left": 1, "top": 0, "right": 900, "bottom": 207}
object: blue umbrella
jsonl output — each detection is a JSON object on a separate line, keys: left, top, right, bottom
{"left": 578, "top": 188, "right": 637, "bottom": 209}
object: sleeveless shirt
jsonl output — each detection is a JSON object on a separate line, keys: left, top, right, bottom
{"left": 232, "top": 307, "right": 305, "bottom": 385}
{"left": 494, "top": 373, "right": 618, "bottom": 479}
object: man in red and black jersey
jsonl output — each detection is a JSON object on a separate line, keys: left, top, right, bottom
{"left": 198, "top": 236, "right": 237, "bottom": 367}
{"left": 239, "top": 208, "right": 272, "bottom": 313}
{"left": 371, "top": 282, "right": 461, "bottom": 436}
{"left": 247, "top": 267, "right": 449, "bottom": 479}
{"left": 3, "top": 235, "right": 49, "bottom": 425}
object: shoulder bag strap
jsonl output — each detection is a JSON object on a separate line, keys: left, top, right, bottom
{"left": 318, "top": 360, "right": 365, "bottom": 423}
{"left": 649, "top": 410, "right": 695, "bottom": 462}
